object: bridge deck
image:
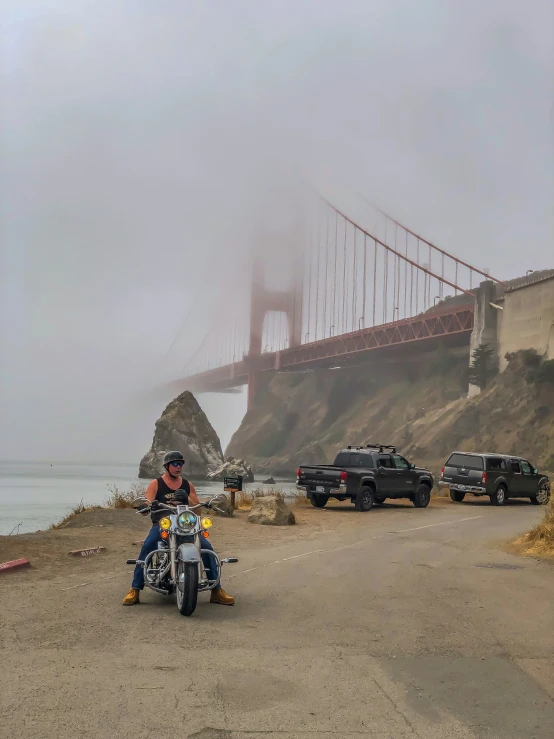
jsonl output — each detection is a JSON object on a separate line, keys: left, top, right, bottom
{"left": 181, "top": 303, "right": 474, "bottom": 393}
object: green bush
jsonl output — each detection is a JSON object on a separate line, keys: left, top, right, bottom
{"left": 529, "top": 359, "right": 554, "bottom": 385}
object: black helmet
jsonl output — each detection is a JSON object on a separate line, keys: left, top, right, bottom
{"left": 163, "top": 451, "right": 185, "bottom": 468}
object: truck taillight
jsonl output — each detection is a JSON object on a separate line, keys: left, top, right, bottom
{"left": 339, "top": 471, "right": 347, "bottom": 484}
{"left": 296, "top": 467, "right": 301, "bottom": 480}
{"left": 481, "top": 471, "right": 488, "bottom": 484}
{"left": 440, "top": 467, "right": 445, "bottom": 479}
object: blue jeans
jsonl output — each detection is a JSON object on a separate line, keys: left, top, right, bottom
{"left": 132, "top": 526, "right": 220, "bottom": 590}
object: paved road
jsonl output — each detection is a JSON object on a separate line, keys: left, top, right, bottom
{"left": 2, "top": 503, "right": 553, "bottom": 738}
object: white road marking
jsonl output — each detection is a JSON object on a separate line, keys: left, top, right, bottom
{"left": 282, "top": 549, "right": 324, "bottom": 561}
{"left": 61, "top": 582, "right": 90, "bottom": 591}
{"left": 388, "top": 515, "right": 483, "bottom": 534}
{"left": 236, "top": 515, "right": 484, "bottom": 576}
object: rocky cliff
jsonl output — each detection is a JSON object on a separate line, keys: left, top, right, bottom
{"left": 226, "top": 349, "right": 554, "bottom": 477}
{"left": 139, "top": 391, "right": 224, "bottom": 479}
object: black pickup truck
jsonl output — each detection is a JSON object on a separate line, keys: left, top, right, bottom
{"left": 297, "top": 445, "right": 434, "bottom": 511}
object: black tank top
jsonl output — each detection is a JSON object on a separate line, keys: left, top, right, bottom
{"left": 151, "top": 476, "right": 191, "bottom": 524}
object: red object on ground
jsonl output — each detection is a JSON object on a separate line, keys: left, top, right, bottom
{"left": 0, "top": 558, "right": 31, "bottom": 573}
{"left": 68, "top": 547, "right": 107, "bottom": 558}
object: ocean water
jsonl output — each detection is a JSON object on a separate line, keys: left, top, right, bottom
{"left": 0, "top": 462, "right": 296, "bottom": 535}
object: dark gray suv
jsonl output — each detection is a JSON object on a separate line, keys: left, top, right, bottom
{"left": 439, "top": 452, "right": 550, "bottom": 506}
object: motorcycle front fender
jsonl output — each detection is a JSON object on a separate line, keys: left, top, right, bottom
{"left": 177, "top": 542, "right": 201, "bottom": 564}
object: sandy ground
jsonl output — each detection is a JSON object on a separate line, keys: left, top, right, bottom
{"left": 1, "top": 496, "right": 553, "bottom": 738}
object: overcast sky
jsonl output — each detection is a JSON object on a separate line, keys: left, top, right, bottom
{"left": 1, "top": 0, "right": 552, "bottom": 463}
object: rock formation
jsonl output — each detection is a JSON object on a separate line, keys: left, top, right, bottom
{"left": 248, "top": 495, "right": 295, "bottom": 526}
{"left": 206, "top": 456, "right": 255, "bottom": 483}
{"left": 139, "top": 391, "right": 224, "bottom": 479}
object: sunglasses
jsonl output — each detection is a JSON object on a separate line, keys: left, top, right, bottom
{"left": 170, "top": 461, "right": 183, "bottom": 468}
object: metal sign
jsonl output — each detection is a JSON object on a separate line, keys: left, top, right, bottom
{"left": 224, "top": 475, "right": 243, "bottom": 492}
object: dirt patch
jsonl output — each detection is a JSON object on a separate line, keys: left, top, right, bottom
{"left": 57, "top": 508, "right": 144, "bottom": 529}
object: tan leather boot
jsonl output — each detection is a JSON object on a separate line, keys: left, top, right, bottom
{"left": 122, "top": 587, "right": 140, "bottom": 605}
{"left": 210, "top": 587, "right": 235, "bottom": 606}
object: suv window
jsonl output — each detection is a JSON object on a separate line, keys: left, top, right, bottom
{"left": 378, "top": 455, "right": 395, "bottom": 468}
{"left": 393, "top": 455, "right": 409, "bottom": 470}
{"left": 520, "top": 461, "right": 533, "bottom": 474}
{"left": 486, "top": 457, "right": 506, "bottom": 471}
{"left": 511, "top": 460, "right": 522, "bottom": 474}
{"left": 446, "top": 453, "right": 484, "bottom": 470}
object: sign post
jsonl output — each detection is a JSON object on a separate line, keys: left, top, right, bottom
{"left": 223, "top": 475, "right": 243, "bottom": 511}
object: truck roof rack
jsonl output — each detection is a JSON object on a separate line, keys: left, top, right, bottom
{"left": 365, "top": 443, "right": 397, "bottom": 453}
{"left": 346, "top": 444, "right": 397, "bottom": 453}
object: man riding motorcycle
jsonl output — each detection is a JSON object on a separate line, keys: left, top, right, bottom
{"left": 122, "top": 450, "right": 235, "bottom": 606}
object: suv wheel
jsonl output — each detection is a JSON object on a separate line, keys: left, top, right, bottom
{"left": 531, "top": 482, "right": 550, "bottom": 505}
{"left": 310, "top": 494, "right": 329, "bottom": 508}
{"left": 355, "top": 486, "right": 374, "bottom": 512}
{"left": 490, "top": 485, "right": 507, "bottom": 506}
{"left": 413, "top": 484, "right": 431, "bottom": 508}
{"left": 450, "top": 490, "right": 466, "bottom": 503}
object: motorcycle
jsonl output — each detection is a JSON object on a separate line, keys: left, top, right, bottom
{"left": 126, "top": 494, "right": 238, "bottom": 617}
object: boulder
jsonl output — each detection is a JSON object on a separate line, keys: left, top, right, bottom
{"left": 248, "top": 496, "right": 295, "bottom": 526}
{"left": 263, "top": 476, "right": 276, "bottom": 485}
{"left": 139, "top": 391, "right": 224, "bottom": 479}
{"left": 206, "top": 456, "right": 255, "bottom": 483}
{"left": 212, "top": 495, "right": 234, "bottom": 518}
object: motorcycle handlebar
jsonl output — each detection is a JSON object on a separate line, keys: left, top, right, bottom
{"left": 132, "top": 496, "right": 216, "bottom": 514}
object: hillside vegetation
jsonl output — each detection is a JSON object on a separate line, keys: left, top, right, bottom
{"left": 227, "top": 349, "right": 554, "bottom": 478}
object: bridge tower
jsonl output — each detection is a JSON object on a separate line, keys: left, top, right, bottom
{"left": 247, "top": 247, "right": 304, "bottom": 409}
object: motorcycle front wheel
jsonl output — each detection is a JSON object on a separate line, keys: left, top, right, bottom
{"left": 176, "top": 560, "right": 198, "bottom": 617}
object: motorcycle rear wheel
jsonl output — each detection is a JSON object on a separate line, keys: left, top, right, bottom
{"left": 176, "top": 560, "right": 198, "bottom": 617}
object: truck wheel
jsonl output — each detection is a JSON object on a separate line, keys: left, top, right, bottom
{"left": 490, "top": 485, "right": 507, "bottom": 506}
{"left": 355, "top": 486, "right": 374, "bottom": 512}
{"left": 311, "top": 494, "right": 329, "bottom": 508}
{"left": 413, "top": 484, "right": 431, "bottom": 508}
{"left": 530, "top": 482, "right": 550, "bottom": 505}
{"left": 450, "top": 490, "right": 466, "bottom": 502}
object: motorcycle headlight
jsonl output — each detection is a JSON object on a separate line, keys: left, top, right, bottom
{"left": 201, "top": 517, "right": 213, "bottom": 529}
{"left": 177, "top": 511, "right": 197, "bottom": 532}
{"left": 159, "top": 517, "right": 171, "bottom": 531}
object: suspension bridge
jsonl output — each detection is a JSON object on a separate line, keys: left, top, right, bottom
{"left": 177, "top": 192, "right": 505, "bottom": 408}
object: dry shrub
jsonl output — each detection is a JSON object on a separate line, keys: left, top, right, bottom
{"left": 50, "top": 500, "right": 98, "bottom": 529}
{"left": 515, "top": 496, "right": 554, "bottom": 556}
{"left": 236, "top": 490, "right": 254, "bottom": 509}
{"left": 292, "top": 491, "right": 311, "bottom": 507}
{"left": 104, "top": 483, "right": 146, "bottom": 509}
{"left": 50, "top": 483, "right": 147, "bottom": 528}
{"left": 236, "top": 487, "right": 306, "bottom": 510}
